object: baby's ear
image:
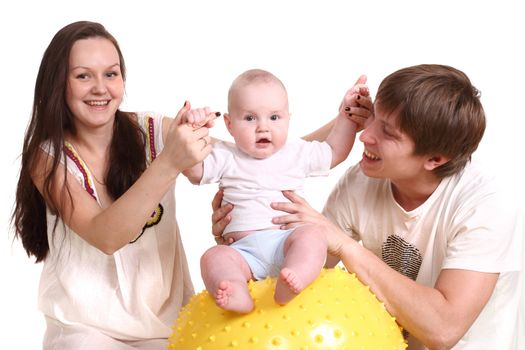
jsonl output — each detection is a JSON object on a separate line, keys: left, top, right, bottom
{"left": 223, "top": 113, "right": 233, "bottom": 134}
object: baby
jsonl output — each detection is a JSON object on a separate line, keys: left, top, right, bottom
{"left": 183, "top": 69, "right": 366, "bottom": 313}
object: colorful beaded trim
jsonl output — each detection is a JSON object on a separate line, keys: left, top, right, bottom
{"left": 63, "top": 142, "right": 96, "bottom": 200}
{"left": 145, "top": 115, "right": 157, "bottom": 164}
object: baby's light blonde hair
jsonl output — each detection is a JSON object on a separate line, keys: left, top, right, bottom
{"left": 227, "top": 69, "right": 287, "bottom": 111}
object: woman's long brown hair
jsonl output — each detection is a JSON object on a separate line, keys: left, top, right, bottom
{"left": 12, "top": 21, "right": 146, "bottom": 262}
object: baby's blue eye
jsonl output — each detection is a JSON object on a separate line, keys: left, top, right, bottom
{"left": 244, "top": 115, "right": 255, "bottom": 121}
{"left": 270, "top": 115, "right": 279, "bottom": 121}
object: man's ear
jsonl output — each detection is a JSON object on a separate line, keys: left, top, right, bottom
{"left": 424, "top": 155, "right": 450, "bottom": 171}
{"left": 223, "top": 113, "right": 233, "bottom": 135}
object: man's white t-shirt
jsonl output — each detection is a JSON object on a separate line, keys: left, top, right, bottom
{"left": 201, "top": 139, "right": 332, "bottom": 234}
{"left": 323, "top": 161, "right": 522, "bottom": 349}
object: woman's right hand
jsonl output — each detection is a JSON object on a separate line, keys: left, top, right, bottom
{"left": 161, "top": 101, "right": 213, "bottom": 175}
{"left": 211, "top": 188, "right": 234, "bottom": 245}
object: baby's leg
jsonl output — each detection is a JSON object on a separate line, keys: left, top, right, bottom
{"left": 200, "top": 245, "right": 254, "bottom": 313}
{"left": 274, "top": 225, "right": 327, "bottom": 305}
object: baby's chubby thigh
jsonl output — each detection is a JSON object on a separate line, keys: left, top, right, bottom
{"left": 282, "top": 224, "right": 328, "bottom": 261}
{"left": 200, "top": 244, "right": 253, "bottom": 285}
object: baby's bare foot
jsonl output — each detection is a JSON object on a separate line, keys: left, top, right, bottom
{"left": 215, "top": 280, "right": 254, "bottom": 313}
{"left": 274, "top": 267, "right": 305, "bottom": 305}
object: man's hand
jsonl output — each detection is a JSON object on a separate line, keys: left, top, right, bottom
{"left": 211, "top": 188, "right": 234, "bottom": 244}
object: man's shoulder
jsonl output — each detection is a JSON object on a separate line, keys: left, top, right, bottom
{"left": 445, "top": 160, "right": 499, "bottom": 195}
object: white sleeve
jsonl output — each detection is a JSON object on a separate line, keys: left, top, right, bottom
{"left": 200, "top": 142, "right": 232, "bottom": 185}
{"left": 303, "top": 140, "right": 332, "bottom": 177}
{"left": 322, "top": 165, "right": 361, "bottom": 241}
{"left": 443, "top": 182, "right": 522, "bottom": 273}
{"left": 136, "top": 111, "right": 165, "bottom": 163}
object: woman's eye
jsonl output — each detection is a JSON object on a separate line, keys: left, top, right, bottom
{"left": 76, "top": 73, "right": 89, "bottom": 80}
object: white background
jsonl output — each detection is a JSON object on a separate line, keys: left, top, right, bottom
{"left": 1, "top": 0, "right": 523, "bottom": 348}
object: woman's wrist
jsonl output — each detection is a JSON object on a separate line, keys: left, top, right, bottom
{"left": 152, "top": 153, "right": 181, "bottom": 183}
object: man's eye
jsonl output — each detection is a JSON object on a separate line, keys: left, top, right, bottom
{"left": 382, "top": 127, "right": 396, "bottom": 138}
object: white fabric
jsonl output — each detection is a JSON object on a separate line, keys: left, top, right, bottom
{"left": 43, "top": 317, "right": 168, "bottom": 350}
{"left": 323, "top": 162, "right": 522, "bottom": 350}
{"left": 38, "top": 112, "right": 194, "bottom": 346}
{"left": 201, "top": 139, "right": 332, "bottom": 233}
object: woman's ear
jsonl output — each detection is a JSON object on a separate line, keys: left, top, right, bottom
{"left": 424, "top": 155, "right": 450, "bottom": 171}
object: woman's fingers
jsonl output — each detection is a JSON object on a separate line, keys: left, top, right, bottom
{"left": 174, "top": 100, "right": 191, "bottom": 125}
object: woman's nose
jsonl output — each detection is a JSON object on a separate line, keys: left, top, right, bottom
{"left": 91, "top": 76, "right": 107, "bottom": 94}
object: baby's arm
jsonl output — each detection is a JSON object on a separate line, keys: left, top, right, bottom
{"left": 326, "top": 77, "right": 371, "bottom": 168}
{"left": 181, "top": 104, "right": 220, "bottom": 184}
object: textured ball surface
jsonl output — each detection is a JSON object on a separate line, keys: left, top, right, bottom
{"left": 169, "top": 268, "right": 407, "bottom": 349}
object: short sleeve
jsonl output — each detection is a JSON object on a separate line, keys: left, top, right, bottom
{"left": 303, "top": 140, "right": 332, "bottom": 177}
{"left": 136, "top": 112, "right": 165, "bottom": 164}
{"left": 201, "top": 142, "right": 234, "bottom": 185}
{"left": 322, "top": 165, "right": 362, "bottom": 241}
{"left": 443, "top": 181, "right": 522, "bottom": 273}
{"left": 40, "top": 141, "right": 85, "bottom": 189}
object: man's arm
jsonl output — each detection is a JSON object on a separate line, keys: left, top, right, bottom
{"left": 270, "top": 190, "right": 502, "bottom": 350}
{"left": 338, "top": 238, "right": 499, "bottom": 350}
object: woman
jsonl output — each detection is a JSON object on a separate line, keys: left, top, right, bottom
{"left": 12, "top": 21, "right": 213, "bottom": 349}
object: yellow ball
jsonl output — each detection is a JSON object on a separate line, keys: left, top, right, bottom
{"left": 169, "top": 268, "right": 407, "bottom": 349}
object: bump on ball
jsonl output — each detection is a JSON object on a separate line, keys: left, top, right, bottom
{"left": 169, "top": 267, "right": 407, "bottom": 349}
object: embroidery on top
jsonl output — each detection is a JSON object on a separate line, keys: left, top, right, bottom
{"left": 130, "top": 203, "right": 164, "bottom": 243}
{"left": 64, "top": 142, "right": 96, "bottom": 200}
{"left": 381, "top": 234, "right": 422, "bottom": 281}
{"left": 129, "top": 114, "right": 163, "bottom": 244}
{"left": 145, "top": 115, "right": 157, "bottom": 164}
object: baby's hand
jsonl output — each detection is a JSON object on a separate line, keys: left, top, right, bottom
{"left": 184, "top": 105, "right": 221, "bottom": 129}
{"left": 339, "top": 75, "right": 373, "bottom": 132}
